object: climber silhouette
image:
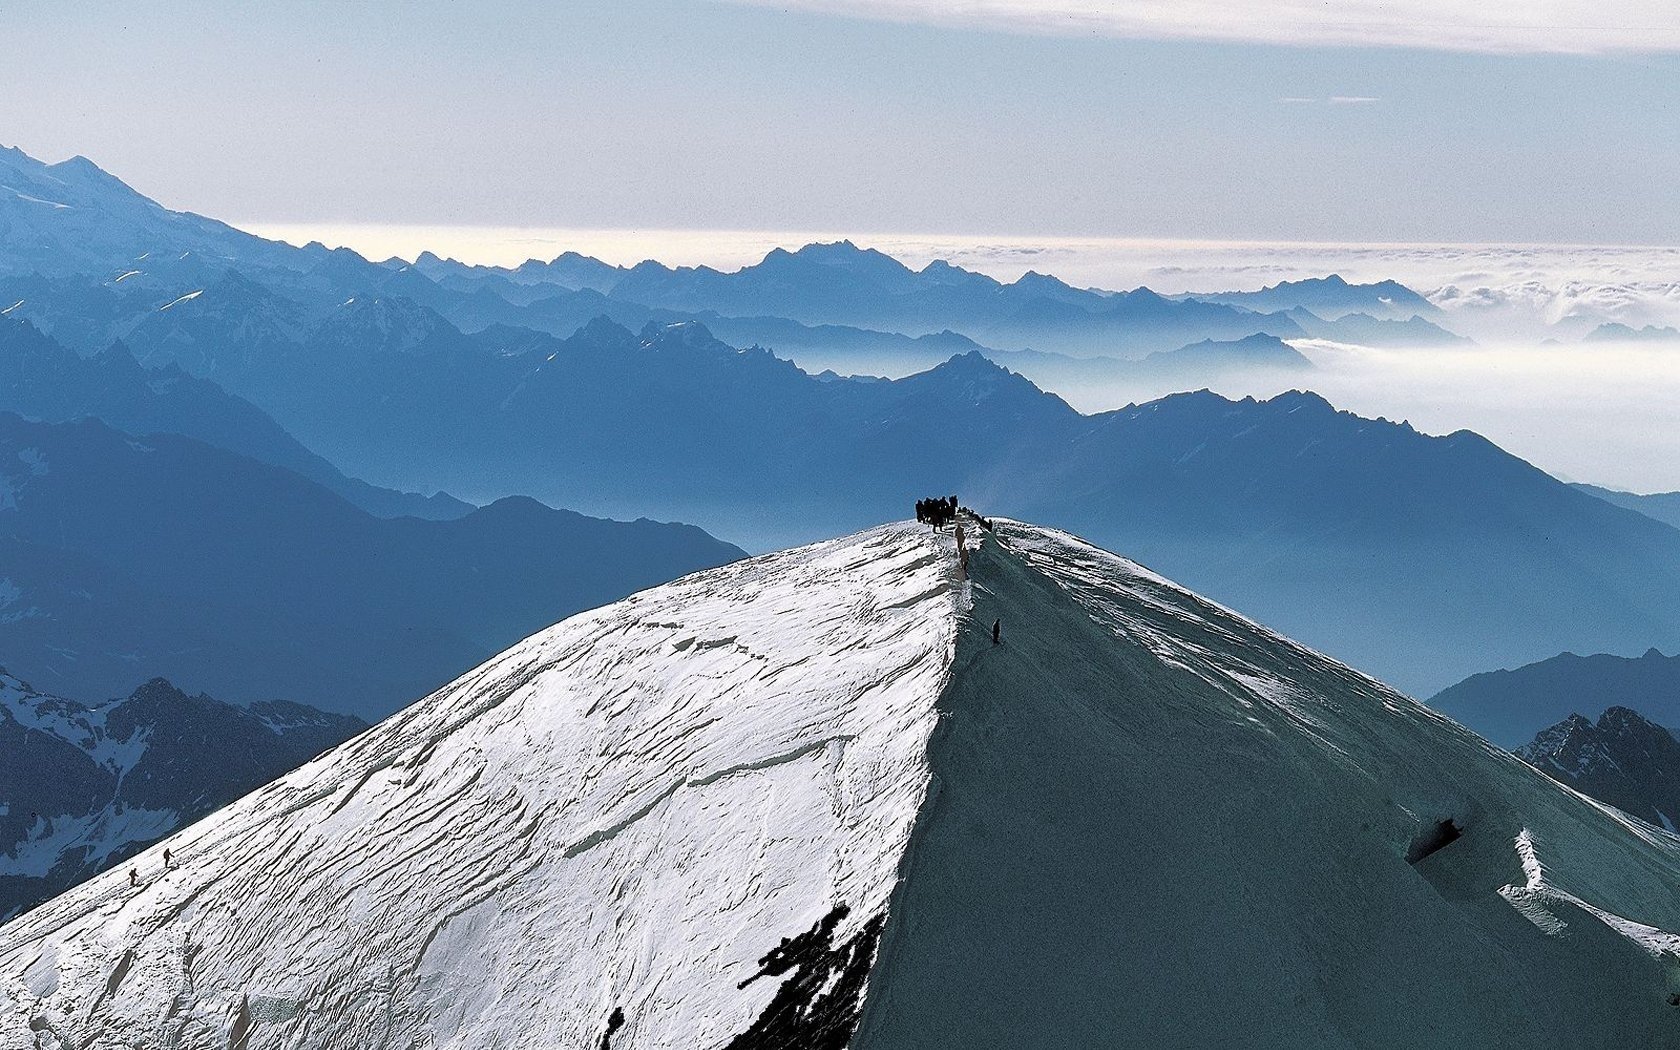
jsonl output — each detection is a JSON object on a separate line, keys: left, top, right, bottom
{"left": 992, "top": 619, "right": 1001, "bottom": 645}
{"left": 129, "top": 868, "right": 138, "bottom": 888}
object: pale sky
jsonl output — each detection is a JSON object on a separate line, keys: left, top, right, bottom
{"left": 2, "top": 0, "right": 1677, "bottom": 243}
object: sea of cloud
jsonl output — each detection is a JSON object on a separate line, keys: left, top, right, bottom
{"left": 858, "top": 236, "right": 1680, "bottom": 342}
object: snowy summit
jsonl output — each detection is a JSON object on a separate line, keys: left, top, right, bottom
{"left": 6, "top": 519, "right": 1680, "bottom": 1048}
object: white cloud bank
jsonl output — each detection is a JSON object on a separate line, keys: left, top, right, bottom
{"left": 730, "top": 0, "right": 1680, "bottom": 54}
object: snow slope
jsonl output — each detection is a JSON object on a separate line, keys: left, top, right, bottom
{"left": 858, "top": 525, "right": 1680, "bottom": 1048}
{"left": 7, "top": 520, "right": 1680, "bottom": 1048}
{"left": 0, "top": 524, "right": 961, "bottom": 1049}
{"left": 0, "top": 673, "right": 364, "bottom": 921}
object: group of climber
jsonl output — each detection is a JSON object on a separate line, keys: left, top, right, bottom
{"left": 128, "top": 847, "right": 174, "bottom": 889}
{"left": 912, "top": 494, "right": 1003, "bottom": 646}
{"left": 915, "top": 495, "right": 960, "bottom": 530}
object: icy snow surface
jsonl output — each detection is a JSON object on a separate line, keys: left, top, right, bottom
{"left": 0, "top": 523, "right": 962, "bottom": 1049}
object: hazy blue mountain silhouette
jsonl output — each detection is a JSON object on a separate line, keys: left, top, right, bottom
{"left": 1282, "top": 307, "right": 1468, "bottom": 347}
{"left": 1185, "top": 274, "right": 1440, "bottom": 321}
{"left": 0, "top": 414, "right": 745, "bottom": 717}
{"left": 1431, "top": 649, "right": 1680, "bottom": 748}
{"left": 1136, "top": 333, "right": 1312, "bottom": 373}
{"left": 413, "top": 249, "right": 626, "bottom": 295}
{"left": 1583, "top": 323, "right": 1680, "bottom": 343}
{"left": 1574, "top": 483, "right": 1680, "bottom": 532}
{"left": 0, "top": 144, "right": 1441, "bottom": 367}
{"left": 724, "top": 325, "right": 1317, "bottom": 388}
{"left": 602, "top": 241, "right": 1309, "bottom": 355}
{"left": 954, "top": 332, "right": 1317, "bottom": 396}
{"left": 2, "top": 143, "right": 1674, "bottom": 697}
{"left": 0, "top": 317, "right": 470, "bottom": 519}
{"left": 110, "top": 305, "right": 1680, "bottom": 695}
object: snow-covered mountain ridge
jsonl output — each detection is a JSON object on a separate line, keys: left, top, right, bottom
{"left": 7, "top": 520, "right": 1680, "bottom": 1048}
{"left": 1, "top": 523, "right": 962, "bottom": 1048}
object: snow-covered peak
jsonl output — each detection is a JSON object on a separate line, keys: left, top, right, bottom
{"left": 9, "top": 520, "right": 1680, "bottom": 1048}
{"left": 1, "top": 523, "right": 962, "bottom": 1047}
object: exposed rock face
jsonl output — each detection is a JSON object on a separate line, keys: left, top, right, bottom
{"left": 1517, "top": 706, "right": 1680, "bottom": 830}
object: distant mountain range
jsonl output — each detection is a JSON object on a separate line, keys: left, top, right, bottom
{"left": 1573, "top": 484, "right": 1680, "bottom": 532}
{"left": 426, "top": 241, "right": 1467, "bottom": 357}
{"left": 1138, "top": 332, "right": 1312, "bottom": 373}
{"left": 1281, "top": 307, "right": 1468, "bottom": 347}
{"left": 1430, "top": 648, "right": 1680, "bottom": 748}
{"left": 581, "top": 244, "right": 1318, "bottom": 356}
{"left": 1182, "top": 274, "right": 1440, "bottom": 322}
{"left": 765, "top": 330, "right": 1319, "bottom": 390}
{"left": 0, "top": 317, "right": 471, "bottom": 520}
{"left": 1583, "top": 323, "right": 1680, "bottom": 343}
{"left": 16, "top": 296, "right": 1680, "bottom": 698}
{"left": 1516, "top": 707, "right": 1680, "bottom": 831}
{"left": 0, "top": 668, "right": 364, "bottom": 919}
{"left": 0, "top": 413, "right": 745, "bottom": 717}
{"left": 2, "top": 142, "right": 1672, "bottom": 699}
{"left": 0, "top": 144, "right": 1465, "bottom": 363}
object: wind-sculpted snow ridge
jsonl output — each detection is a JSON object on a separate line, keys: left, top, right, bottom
{"left": 11, "top": 519, "right": 1680, "bottom": 1048}
{"left": 0, "top": 523, "right": 964, "bottom": 1050}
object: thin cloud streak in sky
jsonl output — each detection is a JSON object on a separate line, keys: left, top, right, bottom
{"left": 729, "top": 0, "right": 1680, "bottom": 54}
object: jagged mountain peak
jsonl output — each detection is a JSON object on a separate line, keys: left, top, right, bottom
{"left": 760, "top": 240, "right": 918, "bottom": 283}
{"left": 917, "top": 258, "right": 986, "bottom": 280}
{"left": 310, "top": 293, "right": 456, "bottom": 351}
{"left": 1517, "top": 705, "right": 1680, "bottom": 833}
{"left": 569, "top": 313, "right": 640, "bottom": 348}
{"left": 902, "top": 351, "right": 1075, "bottom": 416}
{"left": 1011, "top": 268, "right": 1071, "bottom": 289}
{"left": 637, "top": 318, "right": 721, "bottom": 347}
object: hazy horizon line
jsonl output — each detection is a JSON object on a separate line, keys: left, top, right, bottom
{"left": 238, "top": 220, "right": 1680, "bottom": 293}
